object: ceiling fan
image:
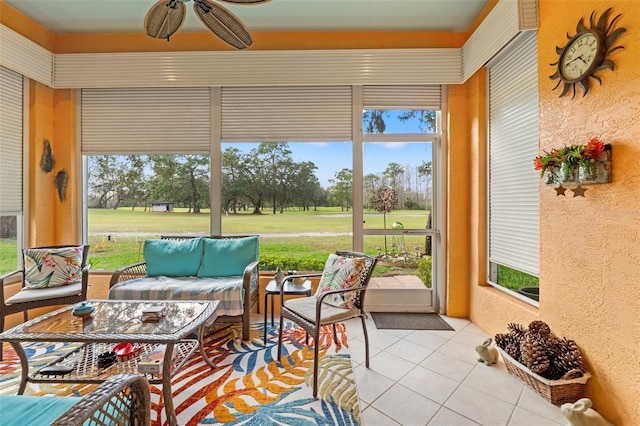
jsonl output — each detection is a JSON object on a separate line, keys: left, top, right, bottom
{"left": 144, "top": 0, "right": 270, "bottom": 50}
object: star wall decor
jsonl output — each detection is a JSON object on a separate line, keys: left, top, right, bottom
{"left": 555, "top": 185, "right": 567, "bottom": 196}
{"left": 571, "top": 184, "right": 588, "bottom": 197}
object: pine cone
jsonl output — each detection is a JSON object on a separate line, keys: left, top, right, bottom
{"left": 494, "top": 333, "right": 510, "bottom": 350}
{"left": 506, "top": 322, "right": 527, "bottom": 339}
{"left": 495, "top": 332, "right": 523, "bottom": 361}
{"left": 528, "top": 320, "right": 552, "bottom": 338}
{"left": 505, "top": 342, "right": 523, "bottom": 363}
{"left": 521, "top": 334, "right": 550, "bottom": 375}
{"left": 553, "top": 337, "right": 585, "bottom": 375}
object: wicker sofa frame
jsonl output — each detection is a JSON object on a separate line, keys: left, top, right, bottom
{"left": 109, "top": 235, "right": 259, "bottom": 340}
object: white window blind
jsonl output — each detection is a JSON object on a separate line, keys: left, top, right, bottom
{"left": 0, "top": 66, "right": 23, "bottom": 215}
{"left": 363, "top": 85, "right": 441, "bottom": 110}
{"left": 81, "top": 88, "right": 211, "bottom": 154}
{"left": 221, "top": 86, "right": 352, "bottom": 142}
{"left": 488, "top": 31, "right": 540, "bottom": 276}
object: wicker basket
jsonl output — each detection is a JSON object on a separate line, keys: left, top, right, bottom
{"left": 497, "top": 347, "right": 591, "bottom": 405}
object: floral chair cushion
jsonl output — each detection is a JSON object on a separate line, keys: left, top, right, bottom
{"left": 23, "top": 246, "right": 84, "bottom": 289}
{"left": 314, "top": 254, "right": 366, "bottom": 309}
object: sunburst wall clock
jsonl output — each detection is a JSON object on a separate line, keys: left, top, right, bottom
{"left": 550, "top": 8, "right": 626, "bottom": 98}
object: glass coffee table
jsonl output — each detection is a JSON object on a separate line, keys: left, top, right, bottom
{"left": 0, "top": 299, "right": 219, "bottom": 426}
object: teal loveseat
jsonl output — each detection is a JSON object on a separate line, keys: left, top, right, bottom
{"left": 108, "top": 235, "right": 260, "bottom": 340}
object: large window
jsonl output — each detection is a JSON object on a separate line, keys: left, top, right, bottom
{"left": 488, "top": 31, "right": 540, "bottom": 301}
{"left": 0, "top": 66, "right": 24, "bottom": 274}
{"left": 82, "top": 85, "right": 441, "bottom": 286}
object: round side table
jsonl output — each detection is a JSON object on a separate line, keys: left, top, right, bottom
{"left": 264, "top": 279, "right": 312, "bottom": 343}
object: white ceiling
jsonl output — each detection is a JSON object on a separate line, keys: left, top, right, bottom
{"left": 4, "top": 0, "right": 490, "bottom": 35}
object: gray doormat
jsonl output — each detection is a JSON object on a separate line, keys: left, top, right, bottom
{"left": 371, "top": 312, "right": 454, "bottom": 331}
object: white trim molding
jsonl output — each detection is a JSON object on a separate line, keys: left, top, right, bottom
{"left": 463, "top": 0, "right": 539, "bottom": 81}
{"left": 0, "top": 25, "right": 52, "bottom": 86}
{"left": 0, "top": 0, "right": 538, "bottom": 89}
{"left": 54, "top": 48, "right": 462, "bottom": 89}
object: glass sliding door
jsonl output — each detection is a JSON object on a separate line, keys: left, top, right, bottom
{"left": 361, "top": 109, "right": 439, "bottom": 312}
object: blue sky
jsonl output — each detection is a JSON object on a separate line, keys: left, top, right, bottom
{"left": 223, "top": 111, "right": 434, "bottom": 187}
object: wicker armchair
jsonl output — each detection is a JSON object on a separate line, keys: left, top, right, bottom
{"left": 0, "top": 245, "right": 90, "bottom": 361}
{"left": 276, "top": 251, "right": 377, "bottom": 397}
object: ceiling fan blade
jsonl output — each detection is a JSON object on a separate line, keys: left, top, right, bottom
{"left": 144, "top": 0, "right": 187, "bottom": 41}
{"left": 193, "top": 0, "right": 253, "bottom": 50}
{"left": 218, "top": 0, "right": 271, "bottom": 4}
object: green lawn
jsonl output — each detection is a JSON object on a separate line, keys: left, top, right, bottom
{"left": 81, "top": 207, "right": 432, "bottom": 273}
{"left": 0, "top": 207, "right": 536, "bottom": 293}
{"left": 497, "top": 265, "right": 539, "bottom": 291}
{"left": 87, "top": 206, "right": 429, "bottom": 234}
{"left": 0, "top": 208, "right": 429, "bottom": 274}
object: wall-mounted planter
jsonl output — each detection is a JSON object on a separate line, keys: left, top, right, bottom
{"left": 543, "top": 165, "right": 578, "bottom": 186}
{"left": 543, "top": 144, "right": 611, "bottom": 186}
{"left": 578, "top": 146, "right": 612, "bottom": 185}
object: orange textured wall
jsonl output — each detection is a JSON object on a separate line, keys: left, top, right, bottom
{"left": 53, "top": 31, "right": 467, "bottom": 53}
{"left": 26, "top": 84, "right": 80, "bottom": 245}
{"left": 537, "top": 1, "right": 640, "bottom": 423}
{"left": 446, "top": 83, "right": 472, "bottom": 317}
{"left": 467, "top": 1, "right": 640, "bottom": 424}
{"left": 28, "top": 81, "right": 56, "bottom": 246}
{"left": 52, "top": 89, "right": 80, "bottom": 243}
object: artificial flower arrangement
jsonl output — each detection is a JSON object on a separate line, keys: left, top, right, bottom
{"left": 533, "top": 138, "right": 611, "bottom": 186}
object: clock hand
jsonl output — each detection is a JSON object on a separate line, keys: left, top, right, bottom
{"left": 566, "top": 55, "right": 585, "bottom": 65}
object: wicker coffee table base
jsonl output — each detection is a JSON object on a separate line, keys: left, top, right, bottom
{"left": 6, "top": 304, "right": 218, "bottom": 426}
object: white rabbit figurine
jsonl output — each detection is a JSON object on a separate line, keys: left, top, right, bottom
{"left": 475, "top": 338, "right": 498, "bottom": 365}
{"left": 561, "top": 398, "right": 606, "bottom": 426}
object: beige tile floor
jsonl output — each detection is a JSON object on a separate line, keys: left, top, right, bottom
{"left": 343, "top": 315, "right": 568, "bottom": 426}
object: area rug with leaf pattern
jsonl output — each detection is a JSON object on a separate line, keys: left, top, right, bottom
{"left": 0, "top": 321, "right": 361, "bottom": 425}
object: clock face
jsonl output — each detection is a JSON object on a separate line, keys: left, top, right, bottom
{"left": 560, "top": 32, "right": 599, "bottom": 81}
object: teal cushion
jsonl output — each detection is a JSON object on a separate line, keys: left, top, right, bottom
{"left": 144, "top": 238, "right": 203, "bottom": 277}
{"left": 0, "top": 395, "right": 80, "bottom": 426}
{"left": 198, "top": 236, "right": 259, "bottom": 277}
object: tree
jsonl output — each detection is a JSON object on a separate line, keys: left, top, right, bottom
{"left": 363, "top": 110, "right": 386, "bottom": 133}
{"left": 383, "top": 162, "right": 404, "bottom": 190}
{"left": 240, "top": 143, "right": 293, "bottom": 214}
{"left": 363, "top": 173, "right": 381, "bottom": 209}
{"left": 328, "top": 168, "right": 352, "bottom": 211}
{"left": 222, "top": 147, "right": 250, "bottom": 213}
{"left": 371, "top": 187, "right": 398, "bottom": 254}
{"left": 363, "top": 109, "right": 436, "bottom": 134}
{"left": 398, "top": 110, "right": 436, "bottom": 133}
{"left": 417, "top": 160, "right": 433, "bottom": 255}
{"left": 88, "top": 155, "right": 147, "bottom": 209}
{"left": 417, "top": 160, "right": 433, "bottom": 207}
{"left": 288, "top": 161, "right": 319, "bottom": 212}
{"left": 148, "top": 155, "right": 210, "bottom": 213}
